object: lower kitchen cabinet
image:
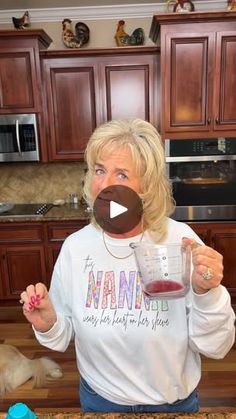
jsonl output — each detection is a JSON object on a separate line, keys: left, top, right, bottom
{"left": 190, "top": 222, "right": 236, "bottom": 305}
{"left": 0, "top": 245, "right": 47, "bottom": 301}
{"left": 0, "top": 220, "right": 87, "bottom": 304}
{"left": 1, "top": 220, "right": 235, "bottom": 305}
{"left": 0, "top": 223, "right": 47, "bottom": 302}
{"left": 46, "top": 220, "right": 87, "bottom": 279}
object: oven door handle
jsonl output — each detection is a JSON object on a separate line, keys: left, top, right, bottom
{"left": 16, "top": 119, "right": 22, "bottom": 156}
{"left": 165, "top": 155, "right": 236, "bottom": 162}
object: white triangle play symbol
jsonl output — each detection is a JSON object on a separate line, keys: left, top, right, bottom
{"left": 110, "top": 200, "right": 128, "bottom": 219}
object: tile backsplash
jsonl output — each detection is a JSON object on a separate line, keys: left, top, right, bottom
{"left": 0, "top": 162, "right": 86, "bottom": 204}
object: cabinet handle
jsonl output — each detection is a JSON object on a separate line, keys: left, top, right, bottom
{"left": 215, "top": 117, "right": 219, "bottom": 124}
{"left": 207, "top": 117, "right": 211, "bottom": 125}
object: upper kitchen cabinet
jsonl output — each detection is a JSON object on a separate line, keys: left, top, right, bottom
{"left": 41, "top": 52, "right": 99, "bottom": 161}
{"left": 41, "top": 47, "right": 159, "bottom": 161}
{"left": 98, "top": 50, "right": 159, "bottom": 124}
{"left": 150, "top": 12, "right": 236, "bottom": 139}
{"left": 0, "top": 30, "right": 52, "bottom": 114}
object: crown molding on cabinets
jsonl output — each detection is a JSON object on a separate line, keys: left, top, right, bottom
{"left": 0, "top": 1, "right": 228, "bottom": 23}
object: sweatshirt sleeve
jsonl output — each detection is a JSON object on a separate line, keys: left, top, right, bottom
{"left": 188, "top": 285, "right": 235, "bottom": 359}
{"left": 33, "top": 241, "right": 75, "bottom": 352}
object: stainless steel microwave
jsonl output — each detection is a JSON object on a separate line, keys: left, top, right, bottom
{"left": 0, "top": 114, "right": 39, "bottom": 162}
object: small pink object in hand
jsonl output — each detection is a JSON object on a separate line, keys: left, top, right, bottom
{"left": 28, "top": 294, "right": 41, "bottom": 311}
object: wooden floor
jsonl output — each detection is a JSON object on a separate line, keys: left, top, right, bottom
{"left": 0, "top": 306, "right": 236, "bottom": 413}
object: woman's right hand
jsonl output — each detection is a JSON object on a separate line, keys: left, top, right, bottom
{"left": 20, "top": 282, "right": 57, "bottom": 333}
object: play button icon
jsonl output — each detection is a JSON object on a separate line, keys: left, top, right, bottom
{"left": 93, "top": 185, "right": 143, "bottom": 234}
{"left": 110, "top": 201, "right": 128, "bottom": 218}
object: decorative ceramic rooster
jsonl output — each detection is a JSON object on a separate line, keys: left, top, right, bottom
{"left": 165, "top": 0, "right": 195, "bottom": 12}
{"left": 173, "top": 0, "right": 195, "bottom": 12}
{"left": 115, "top": 20, "right": 144, "bottom": 47}
{"left": 62, "top": 19, "right": 90, "bottom": 48}
{"left": 228, "top": 0, "right": 236, "bottom": 10}
{"left": 12, "top": 11, "right": 30, "bottom": 29}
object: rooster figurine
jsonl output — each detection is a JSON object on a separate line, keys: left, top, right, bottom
{"left": 115, "top": 20, "right": 144, "bottom": 47}
{"left": 166, "top": 0, "right": 195, "bottom": 12}
{"left": 62, "top": 19, "right": 90, "bottom": 48}
{"left": 228, "top": 0, "right": 236, "bottom": 10}
{"left": 173, "top": 0, "right": 195, "bottom": 12}
{"left": 12, "top": 11, "right": 30, "bottom": 29}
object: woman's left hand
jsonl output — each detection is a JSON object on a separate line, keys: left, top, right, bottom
{"left": 182, "top": 237, "right": 223, "bottom": 294}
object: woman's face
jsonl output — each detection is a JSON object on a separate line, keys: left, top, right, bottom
{"left": 91, "top": 147, "right": 141, "bottom": 199}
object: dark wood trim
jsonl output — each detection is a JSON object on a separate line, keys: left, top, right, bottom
{"left": 0, "top": 29, "right": 52, "bottom": 49}
{"left": 150, "top": 11, "right": 236, "bottom": 43}
{"left": 40, "top": 46, "right": 160, "bottom": 58}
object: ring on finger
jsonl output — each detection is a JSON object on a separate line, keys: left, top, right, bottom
{"left": 201, "top": 267, "right": 213, "bottom": 280}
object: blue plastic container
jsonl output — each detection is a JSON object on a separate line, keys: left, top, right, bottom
{"left": 6, "top": 403, "right": 36, "bottom": 419}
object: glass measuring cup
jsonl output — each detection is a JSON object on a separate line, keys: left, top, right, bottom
{"left": 129, "top": 242, "right": 191, "bottom": 300}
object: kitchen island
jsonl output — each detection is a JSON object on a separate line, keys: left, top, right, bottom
{"left": 1, "top": 412, "right": 236, "bottom": 419}
{"left": 1, "top": 411, "right": 236, "bottom": 418}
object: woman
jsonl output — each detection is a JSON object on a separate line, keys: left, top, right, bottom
{"left": 20, "top": 119, "right": 235, "bottom": 413}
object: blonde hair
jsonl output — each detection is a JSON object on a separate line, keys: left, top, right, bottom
{"left": 83, "top": 119, "right": 175, "bottom": 242}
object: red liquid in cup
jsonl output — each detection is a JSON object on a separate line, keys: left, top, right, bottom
{"left": 144, "top": 279, "right": 184, "bottom": 296}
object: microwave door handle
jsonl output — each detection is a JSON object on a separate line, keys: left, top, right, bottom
{"left": 16, "top": 119, "right": 22, "bottom": 155}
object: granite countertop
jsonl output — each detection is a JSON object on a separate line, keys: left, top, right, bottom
{"left": 35, "top": 413, "right": 236, "bottom": 418}
{"left": 44, "top": 203, "right": 90, "bottom": 221}
{"left": 0, "top": 203, "right": 90, "bottom": 223}
{"left": 1, "top": 412, "right": 236, "bottom": 419}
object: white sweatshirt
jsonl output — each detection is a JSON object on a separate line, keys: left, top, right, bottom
{"left": 35, "top": 218, "right": 235, "bottom": 405}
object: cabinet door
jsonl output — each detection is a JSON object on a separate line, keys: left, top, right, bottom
{"left": 47, "top": 245, "right": 62, "bottom": 279}
{"left": 210, "top": 223, "right": 236, "bottom": 304}
{"left": 99, "top": 54, "right": 159, "bottom": 126}
{"left": 43, "top": 57, "right": 100, "bottom": 161}
{"left": 162, "top": 32, "right": 215, "bottom": 137}
{"left": 188, "top": 223, "right": 211, "bottom": 244}
{"left": 1, "top": 245, "right": 47, "bottom": 300}
{"left": 0, "top": 47, "right": 40, "bottom": 112}
{"left": 213, "top": 32, "right": 236, "bottom": 131}
{"left": 46, "top": 220, "right": 87, "bottom": 279}
{"left": 0, "top": 249, "right": 5, "bottom": 298}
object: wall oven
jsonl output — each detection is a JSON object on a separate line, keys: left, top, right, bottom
{"left": 165, "top": 138, "right": 236, "bottom": 221}
{"left": 0, "top": 114, "right": 39, "bottom": 162}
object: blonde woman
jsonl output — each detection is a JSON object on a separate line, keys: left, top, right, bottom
{"left": 21, "top": 119, "right": 235, "bottom": 413}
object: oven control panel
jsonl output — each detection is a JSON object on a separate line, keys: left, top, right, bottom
{"left": 168, "top": 138, "right": 236, "bottom": 156}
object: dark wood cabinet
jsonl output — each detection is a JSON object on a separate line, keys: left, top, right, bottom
{"left": 0, "top": 220, "right": 87, "bottom": 303}
{"left": 41, "top": 55, "right": 99, "bottom": 161}
{"left": 41, "top": 47, "right": 159, "bottom": 161}
{"left": 0, "top": 30, "right": 51, "bottom": 114}
{"left": 1, "top": 245, "right": 47, "bottom": 300}
{"left": 0, "top": 223, "right": 47, "bottom": 301}
{"left": 45, "top": 220, "right": 87, "bottom": 278}
{"left": 150, "top": 12, "right": 236, "bottom": 139}
{"left": 190, "top": 222, "right": 236, "bottom": 305}
{"left": 0, "top": 219, "right": 234, "bottom": 304}
{"left": 98, "top": 53, "right": 159, "bottom": 124}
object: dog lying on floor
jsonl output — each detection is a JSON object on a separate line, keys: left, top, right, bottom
{"left": 0, "top": 344, "right": 63, "bottom": 398}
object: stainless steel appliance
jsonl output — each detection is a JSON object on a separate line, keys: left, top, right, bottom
{"left": 165, "top": 138, "right": 236, "bottom": 221}
{"left": 0, "top": 114, "right": 39, "bottom": 162}
{"left": 0, "top": 203, "right": 53, "bottom": 217}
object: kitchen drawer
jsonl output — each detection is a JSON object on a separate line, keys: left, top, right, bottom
{"left": 0, "top": 223, "right": 44, "bottom": 243}
{"left": 47, "top": 221, "right": 85, "bottom": 242}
